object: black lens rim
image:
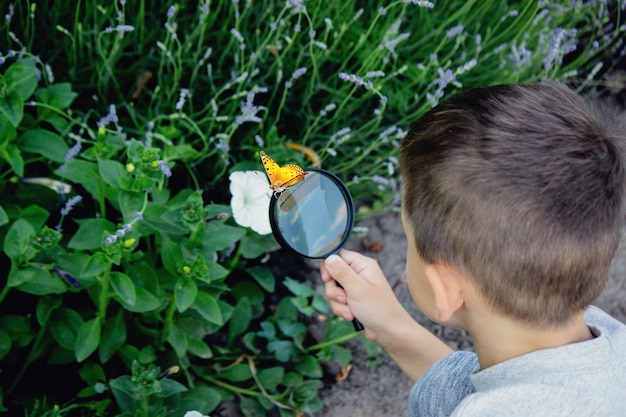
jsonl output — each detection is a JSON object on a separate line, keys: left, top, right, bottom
{"left": 268, "top": 168, "right": 355, "bottom": 259}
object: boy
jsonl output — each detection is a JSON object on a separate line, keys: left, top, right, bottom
{"left": 321, "top": 82, "right": 626, "bottom": 416}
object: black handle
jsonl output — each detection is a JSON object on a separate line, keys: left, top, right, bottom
{"left": 351, "top": 317, "right": 364, "bottom": 331}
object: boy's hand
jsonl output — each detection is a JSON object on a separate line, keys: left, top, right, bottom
{"left": 321, "top": 248, "right": 454, "bottom": 382}
{"left": 320, "top": 249, "right": 407, "bottom": 341}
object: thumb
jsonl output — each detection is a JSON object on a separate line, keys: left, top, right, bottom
{"left": 324, "top": 254, "right": 357, "bottom": 288}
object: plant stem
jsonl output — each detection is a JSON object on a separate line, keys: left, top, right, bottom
{"left": 306, "top": 331, "right": 361, "bottom": 352}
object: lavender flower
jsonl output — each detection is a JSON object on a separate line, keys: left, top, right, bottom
{"left": 508, "top": 43, "right": 533, "bottom": 69}
{"left": 235, "top": 92, "right": 265, "bottom": 125}
{"left": 134, "top": 212, "right": 144, "bottom": 221}
{"left": 287, "top": 0, "right": 306, "bottom": 13}
{"left": 404, "top": 0, "right": 435, "bottom": 7}
{"left": 338, "top": 72, "right": 375, "bottom": 91}
{"left": 167, "top": 5, "right": 176, "bottom": 18}
{"left": 5, "top": 3, "right": 14, "bottom": 23}
{"left": 230, "top": 28, "right": 244, "bottom": 43}
{"left": 158, "top": 160, "right": 172, "bottom": 178}
{"left": 98, "top": 104, "right": 118, "bottom": 128}
{"left": 105, "top": 24, "right": 135, "bottom": 35}
{"left": 542, "top": 27, "right": 578, "bottom": 70}
{"left": 379, "top": 20, "right": 410, "bottom": 59}
{"left": 445, "top": 25, "right": 464, "bottom": 38}
{"left": 175, "top": 88, "right": 191, "bottom": 111}
{"left": 60, "top": 195, "right": 82, "bottom": 216}
{"left": 64, "top": 143, "right": 81, "bottom": 164}
{"left": 216, "top": 136, "right": 230, "bottom": 153}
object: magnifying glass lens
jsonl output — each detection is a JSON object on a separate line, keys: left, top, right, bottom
{"left": 269, "top": 169, "right": 353, "bottom": 259}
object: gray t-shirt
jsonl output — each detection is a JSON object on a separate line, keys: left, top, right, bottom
{"left": 409, "top": 306, "right": 626, "bottom": 416}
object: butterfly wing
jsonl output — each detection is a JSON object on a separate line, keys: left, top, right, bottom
{"left": 277, "top": 164, "right": 307, "bottom": 188}
{"left": 260, "top": 151, "right": 282, "bottom": 190}
{"left": 260, "top": 151, "right": 309, "bottom": 193}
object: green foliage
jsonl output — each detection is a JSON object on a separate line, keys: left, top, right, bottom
{"left": 0, "top": 0, "right": 624, "bottom": 416}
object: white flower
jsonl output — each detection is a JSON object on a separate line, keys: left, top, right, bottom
{"left": 183, "top": 411, "right": 208, "bottom": 417}
{"left": 229, "top": 170, "right": 272, "bottom": 235}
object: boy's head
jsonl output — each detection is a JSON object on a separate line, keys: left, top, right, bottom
{"left": 400, "top": 82, "right": 626, "bottom": 326}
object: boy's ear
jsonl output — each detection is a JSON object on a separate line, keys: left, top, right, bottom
{"left": 424, "top": 263, "right": 465, "bottom": 322}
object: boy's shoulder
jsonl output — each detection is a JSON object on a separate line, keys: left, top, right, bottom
{"left": 456, "top": 307, "right": 626, "bottom": 416}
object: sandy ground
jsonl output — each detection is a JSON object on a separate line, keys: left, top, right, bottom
{"left": 309, "top": 210, "right": 626, "bottom": 417}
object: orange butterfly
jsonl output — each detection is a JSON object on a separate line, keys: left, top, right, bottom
{"left": 260, "top": 151, "right": 308, "bottom": 193}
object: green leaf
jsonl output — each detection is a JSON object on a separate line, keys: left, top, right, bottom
{"left": 160, "top": 238, "right": 182, "bottom": 275}
{"left": 118, "top": 191, "right": 145, "bottom": 223}
{"left": 246, "top": 266, "right": 275, "bottom": 292}
{"left": 192, "top": 292, "right": 223, "bottom": 325}
{"left": 219, "top": 363, "right": 252, "bottom": 382}
{"left": 0, "top": 143, "right": 24, "bottom": 176}
{"left": 17, "top": 129, "right": 69, "bottom": 162}
{"left": 99, "top": 310, "right": 126, "bottom": 363}
{"left": 267, "top": 340, "right": 298, "bottom": 362}
{"left": 109, "top": 375, "right": 138, "bottom": 413}
{"left": 0, "top": 89, "right": 23, "bottom": 127}
{"left": 294, "top": 355, "right": 323, "bottom": 378}
{"left": 75, "top": 317, "right": 102, "bottom": 362}
{"left": 35, "top": 295, "right": 62, "bottom": 325}
{"left": 179, "top": 386, "right": 222, "bottom": 415}
{"left": 155, "top": 378, "right": 188, "bottom": 398}
{"left": 68, "top": 218, "right": 116, "bottom": 250}
{"left": 4, "top": 57, "right": 38, "bottom": 99}
{"left": 141, "top": 205, "right": 189, "bottom": 235}
{"left": 175, "top": 277, "right": 197, "bottom": 313}
{"left": 232, "top": 281, "right": 264, "bottom": 319}
{"left": 16, "top": 266, "right": 66, "bottom": 295}
{"left": 56, "top": 160, "right": 103, "bottom": 202}
{"left": 294, "top": 380, "right": 321, "bottom": 404}
{"left": 228, "top": 297, "right": 251, "bottom": 345}
{"left": 187, "top": 338, "right": 213, "bottom": 359}
{"left": 164, "top": 143, "right": 201, "bottom": 161}
{"left": 0, "top": 114, "right": 17, "bottom": 146}
{"left": 283, "top": 277, "right": 314, "bottom": 297}
{"left": 167, "top": 324, "right": 188, "bottom": 357}
{"left": 110, "top": 272, "right": 137, "bottom": 306}
{"left": 20, "top": 204, "right": 49, "bottom": 229}
{"left": 49, "top": 307, "right": 84, "bottom": 350}
{"left": 0, "top": 329, "right": 12, "bottom": 360}
{"left": 80, "top": 252, "right": 109, "bottom": 278}
{"left": 3, "top": 218, "right": 36, "bottom": 261}
{"left": 329, "top": 344, "right": 352, "bottom": 368}
{"left": 7, "top": 265, "right": 31, "bottom": 287}
{"left": 116, "top": 286, "right": 161, "bottom": 313}
{"left": 201, "top": 222, "right": 246, "bottom": 252}
{"left": 206, "top": 260, "right": 229, "bottom": 280}
{"left": 36, "top": 82, "right": 77, "bottom": 109}
{"left": 257, "top": 367, "right": 284, "bottom": 392}
{"left": 0, "top": 315, "right": 34, "bottom": 347}
{"left": 79, "top": 362, "right": 107, "bottom": 386}
{"left": 98, "top": 158, "right": 129, "bottom": 189}
{"left": 242, "top": 233, "right": 280, "bottom": 259}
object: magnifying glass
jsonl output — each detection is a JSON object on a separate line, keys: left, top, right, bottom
{"left": 269, "top": 168, "right": 364, "bottom": 331}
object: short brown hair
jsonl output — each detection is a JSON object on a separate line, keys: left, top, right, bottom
{"left": 400, "top": 82, "right": 626, "bottom": 325}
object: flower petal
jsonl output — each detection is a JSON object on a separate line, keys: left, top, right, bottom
{"left": 229, "top": 170, "right": 272, "bottom": 235}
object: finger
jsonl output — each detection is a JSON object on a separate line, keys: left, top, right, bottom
{"left": 324, "top": 253, "right": 360, "bottom": 288}
{"left": 327, "top": 300, "right": 355, "bottom": 321}
{"left": 319, "top": 260, "right": 334, "bottom": 283}
{"left": 324, "top": 280, "right": 346, "bottom": 304}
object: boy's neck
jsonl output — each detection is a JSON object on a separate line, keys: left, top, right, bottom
{"left": 468, "top": 309, "right": 595, "bottom": 370}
